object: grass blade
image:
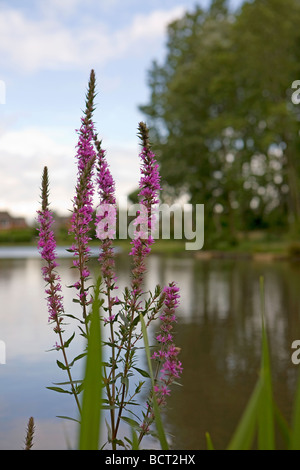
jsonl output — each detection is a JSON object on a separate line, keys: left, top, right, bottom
{"left": 228, "top": 277, "right": 275, "bottom": 450}
{"left": 131, "top": 428, "right": 140, "bottom": 450}
{"left": 227, "top": 379, "right": 262, "bottom": 450}
{"left": 79, "top": 278, "right": 102, "bottom": 450}
{"left": 205, "top": 432, "right": 214, "bottom": 450}
{"left": 289, "top": 370, "right": 300, "bottom": 449}
{"left": 274, "top": 402, "right": 291, "bottom": 449}
{"left": 257, "top": 276, "right": 275, "bottom": 450}
{"left": 139, "top": 313, "right": 169, "bottom": 450}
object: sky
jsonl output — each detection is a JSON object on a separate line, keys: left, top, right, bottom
{"left": 0, "top": 0, "right": 243, "bottom": 223}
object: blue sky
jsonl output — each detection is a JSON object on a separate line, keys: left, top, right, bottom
{"left": 0, "top": 0, "right": 243, "bottom": 222}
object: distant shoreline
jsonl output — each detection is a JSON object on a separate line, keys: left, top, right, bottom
{"left": 0, "top": 241, "right": 300, "bottom": 262}
{"left": 194, "top": 250, "right": 294, "bottom": 262}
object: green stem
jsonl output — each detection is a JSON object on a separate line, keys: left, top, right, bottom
{"left": 56, "top": 322, "right": 82, "bottom": 415}
{"left": 137, "top": 360, "right": 161, "bottom": 445}
{"left": 112, "top": 301, "right": 137, "bottom": 445}
{"left": 107, "top": 289, "right": 117, "bottom": 449}
{"left": 103, "top": 366, "right": 116, "bottom": 448}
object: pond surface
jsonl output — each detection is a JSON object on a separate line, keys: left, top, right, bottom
{"left": 0, "top": 246, "right": 300, "bottom": 449}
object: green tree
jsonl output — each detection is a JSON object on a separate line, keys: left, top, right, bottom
{"left": 140, "top": 0, "right": 300, "bottom": 240}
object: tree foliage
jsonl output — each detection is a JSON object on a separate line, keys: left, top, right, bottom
{"left": 140, "top": 0, "right": 300, "bottom": 239}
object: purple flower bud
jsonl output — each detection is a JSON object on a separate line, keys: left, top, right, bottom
{"left": 94, "top": 136, "right": 118, "bottom": 304}
{"left": 151, "top": 282, "right": 182, "bottom": 405}
{"left": 130, "top": 123, "right": 161, "bottom": 299}
{"left": 68, "top": 81, "right": 97, "bottom": 315}
{"left": 37, "top": 167, "right": 64, "bottom": 325}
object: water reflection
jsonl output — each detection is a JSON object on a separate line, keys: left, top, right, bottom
{"left": 155, "top": 258, "right": 300, "bottom": 449}
{"left": 0, "top": 249, "right": 300, "bottom": 449}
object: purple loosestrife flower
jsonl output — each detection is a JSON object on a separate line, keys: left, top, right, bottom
{"left": 129, "top": 122, "right": 161, "bottom": 299}
{"left": 152, "top": 282, "right": 182, "bottom": 406}
{"left": 94, "top": 135, "right": 119, "bottom": 311}
{"left": 37, "top": 167, "right": 64, "bottom": 327}
{"left": 69, "top": 70, "right": 97, "bottom": 317}
{"left": 139, "top": 284, "right": 182, "bottom": 441}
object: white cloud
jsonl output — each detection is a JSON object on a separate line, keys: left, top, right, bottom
{"left": 0, "top": 126, "right": 142, "bottom": 221}
{"left": 0, "top": 5, "right": 185, "bottom": 72}
{"left": 0, "top": 127, "right": 76, "bottom": 219}
{"left": 0, "top": 10, "right": 87, "bottom": 72}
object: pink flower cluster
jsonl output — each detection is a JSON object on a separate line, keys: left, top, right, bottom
{"left": 95, "top": 146, "right": 117, "bottom": 245}
{"left": 96, "top": 148, "right": 116, "bottom": 206}
{"left": 152, "top": 282, "right": 183, "bottom": 405}
{"left": 130, "top": 143, "right": 161, "bottom": 298}
{"left": 138, "top": 147, "right": 161, "bottom": 206}
{"left": 37, "top": 202, "right": 64, "bottom": 324}
{"left": 69, "top": 118, "right": 96, "bottom": 307}
{"left": 94, "top": 141, "right": 119, "bottom": 312}
{"left": 140, "top": 282, "right": 182, "bottom": 437}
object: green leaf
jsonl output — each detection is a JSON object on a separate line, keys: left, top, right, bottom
{"left": 131, "top": 428, "right": 140, "bottom": 450}
{"left": 121, "top": 375, "right": 129, "bottom": 397}
{"left": 57, "top": 415, "right": 80, "bottom": 423}
{"left": 139, "top": 313, "right": 169, "bottom": 450}
{"left": 46, "top": 386, "right": 72, "bottom": 394}
{"left": 101, "top": 405, "right": 119, "bottom": 410}
{"left": 112, "top": 438, "right": 126, "bottom": 448}
{"left": 135, "top": 381, "right": 145, "bottom": 394}
{"left": 64, "top": 332, "right": 75, "bottom": 348}
{"left": 105, "top": 419, "right": 112, "bottom": 443}
{"left": 274, "top": 402, "right": 291, "bottom": 449}
{"left": 132, "top": 313, "right": 144, "bottom": 327}
{"left": 289, "top": 370, "right": 300, "bottom": 449}
{"left": 133, "top": 366, "right": 150, "bottom": 378}
{"left": 56, "top": 360, "right": 68, "bottom": 371}
{"left": 257, "top": 276, "right": 275, "bottom": 450}
{"left": 227, "top": 380, "right": 262, "bottom": 450}
{"left": 227, "top": 277, "right": 275, "bottom": 450}
{"left": 69, "top": 353, "right": 87, "bottom": 368}
{"left": 64, "top": 314, "right": 86, "bottom": 324}
{"left": 53, "top": 380, "right": 83, "bottom": 386}
{"left": 121, "top": 416, "right": 141, "bottom": 430}
{"left": 205, "top": 432, "right": 214, "bottom": 450}
{"left": 78, "top": 277, "right": 102, "bottom": 450}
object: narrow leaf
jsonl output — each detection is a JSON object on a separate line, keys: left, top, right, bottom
{"left": 227, "top": 380, "right": 262, "bottom": 450}
{"left": 79, "top": 277, "right": 102, "bottom": 450}
{"left": 131, "top": 428, "right": 139, "bottom": 450}
{"left": 205, "top": 432, "right": 214, "bottom": 450}
{"left": 289, "top": 370, "right": 300, "bottom": 449}
{"left": 46, "top": 386, "right": 72, "bottom": 394}
{"left": 274, "top": 402, "right": 291, "bottom": 449}
{"left": 121, "top": 416, "right": 140, "bottom": 430}
{"left": 56, "top": 360, "right": 68, "bottom": 371}
{"left": 133, "top": 366, "right": 150, "bottom": 378}
{"left": 64, "top": 332, "right": 75, "bottom": 348}
{"left": 257, "top": 276, "right": 275, "bottom": 450}
{"left": 57, "top": 416, "right": 80, "bottom": 423}
{"left": 69, "top": 353, "right": 87, "bottom": 368}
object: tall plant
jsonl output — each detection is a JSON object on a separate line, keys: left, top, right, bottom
{"left": 37, "top": 69, "right": 182, "bottom": 450}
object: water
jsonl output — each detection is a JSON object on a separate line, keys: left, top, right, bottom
{"left": 0, "top": 246, "right": 299, "bottom": 449}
